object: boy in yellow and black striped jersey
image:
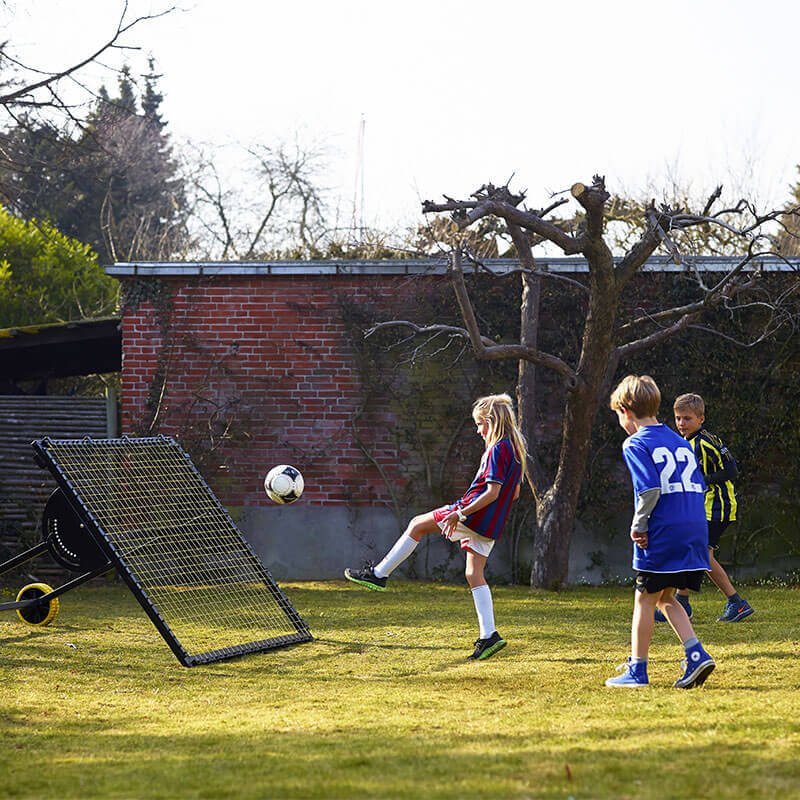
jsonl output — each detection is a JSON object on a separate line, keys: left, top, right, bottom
{"left": 658, "top": 393, "right": 754, "bottom": 623}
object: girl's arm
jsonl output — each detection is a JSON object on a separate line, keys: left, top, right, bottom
{"left": 441, "top": 483, "right": 501, "bottom": 536}
{"left": 459, "top": 482, "right": 501, "bottom": 517}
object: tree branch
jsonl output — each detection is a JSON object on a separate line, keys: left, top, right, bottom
{"left": 463, "top": 249, "right": 589, "bottom": 293}
{"left": 423, "top": 183, "right": 584, "bottom": 255}
{"left": 366, "top": 317, "right": 578, "bottom": 386}
{"left": 615, "top": 246, "right": 794, "bottom": 356}
{"left": 570, "top": 175, "right": 609, "bottom": 241}
{"left": 449, "top": 249, "right": 577, "bottom": 384}
{"left": 701, "top": 185, "right": 723, "bottom": 217}
{"left": 1, "top": 3, "right": 176, "bottom": 108}
{"left": 366, "top": 319, "right": 487, "bottom": 344}
{"left": 615, "top": 312, "right": 700, "bottom": 360}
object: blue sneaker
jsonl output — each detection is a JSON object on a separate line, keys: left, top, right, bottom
{"left": 605, "top": 658, "right": 649, "bottom": 688}
{"left": 718, "top": 598, "right": 754, "bottom": 622}
{"left": 674, "top": 643, "right": 715, "bottom": 689}
{"left": 655, "top": 593, "right": 693, "bottom": 623}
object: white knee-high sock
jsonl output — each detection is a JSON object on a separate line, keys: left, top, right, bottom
{"left": 471, "top": 584, "right": 496, "bottom": 639}
{"left": 374, "top": 533, "right": 418, "bottom": 578}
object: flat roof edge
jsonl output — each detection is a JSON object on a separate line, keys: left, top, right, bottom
{"left": 105, "top": 256, "right": 800, "bottom": 277}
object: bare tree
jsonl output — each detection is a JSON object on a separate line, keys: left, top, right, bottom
{"left": 370, "top": 177, "right": 799, "bottom": 588}
{"left": 0, "top": 2, "right": 176, "bottom": 118}
{"left": 0, "top": 3, "right": 184, "bottom": 264}
{"left": 184, "top": 140, "right": 328, "bottom": 259}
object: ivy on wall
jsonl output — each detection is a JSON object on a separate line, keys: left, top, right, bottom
{"left": 119, "top": 270, "right": 799, "bottom": 581}
{"left": 344, "top": 271, "right": 800, "bottom": 580}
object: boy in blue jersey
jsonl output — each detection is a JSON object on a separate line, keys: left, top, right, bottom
{"left": 606, "top": 375, "right": 716, "bottom": 689}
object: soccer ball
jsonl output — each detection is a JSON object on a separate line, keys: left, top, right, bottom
{"left": 264, "top": 464, "right": 304, "bottom": 504}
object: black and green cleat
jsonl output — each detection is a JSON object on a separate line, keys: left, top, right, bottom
{"left": 344, "top": 563, "right": 387, "bottom": 592}
{"left": 468, "top": 631, "right": 507, "bottom": 661}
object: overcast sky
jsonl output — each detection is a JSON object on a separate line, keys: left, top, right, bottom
{"left": 6, "top": 0, "right": 799, "bottom": 231}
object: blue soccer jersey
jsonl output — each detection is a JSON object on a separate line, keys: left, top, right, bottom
{"left": 456, "top": 438, "right": 522, "bottom": 540}
{"left": 622, "top": 424, "right": 710, "bottom": 573}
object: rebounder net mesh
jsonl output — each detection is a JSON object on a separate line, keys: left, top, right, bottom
{"left": 33, "top": 436, "right": 311, "bottom": 665}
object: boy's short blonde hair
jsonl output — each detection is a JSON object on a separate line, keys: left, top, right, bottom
{"left": 674, "top": 393, "right": 705, "bottom": 416}
{"left": 609, "top": 375, "right": 661, "bottom": 418}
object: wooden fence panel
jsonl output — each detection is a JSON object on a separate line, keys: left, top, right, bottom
{"left": 0, "top": 396, "right": 109, "bottom": 580}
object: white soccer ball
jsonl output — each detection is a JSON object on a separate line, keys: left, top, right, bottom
{"left": 264, "top": 464, "right": 304, "bottom": 504}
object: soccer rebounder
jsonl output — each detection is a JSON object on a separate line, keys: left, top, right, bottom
{"left": 7, "top": 437, "right": 314, "bottom": 667}
{"left": 606, "top": 375, "right": 715, "bottom": 689}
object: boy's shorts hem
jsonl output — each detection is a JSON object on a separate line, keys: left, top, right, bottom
{"left": 432, "top": 506, "right": 495, "bottom": 558}
{"left": 708, "top": 520, "right": 732, "bottom": 550}
{"left": 635, "top": 570, "right": 704, "bottom": 594}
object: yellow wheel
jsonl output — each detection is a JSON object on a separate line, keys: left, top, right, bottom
{"left": 16, "top": 583, "right": 60, "bottom": 626}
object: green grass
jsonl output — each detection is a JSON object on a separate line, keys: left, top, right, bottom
{"left": 1, "top": 582, "right": 799, "bottom": 799}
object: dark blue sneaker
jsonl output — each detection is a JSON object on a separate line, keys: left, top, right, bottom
{"left": 674, "top": 643, "right": 715, "bottom": 689}
{"left": 718, "top": 598, "right": 754, "bottom": 622}
{"left": 655, "top": 593, "right": 693, "bottom": 623}
{"left": 605, "top": 658, "right": 649, "bottom": 688}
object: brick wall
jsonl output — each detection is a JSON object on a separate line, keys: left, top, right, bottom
{"left": 113, "top": 260, "right": 800, "bottom": 583}
{"left": 120, "top": 274, "right": 462, "bottom": 509}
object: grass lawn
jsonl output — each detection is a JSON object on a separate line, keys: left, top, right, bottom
{"left": 1, "top": 581, "right": 798, "bottom": 799}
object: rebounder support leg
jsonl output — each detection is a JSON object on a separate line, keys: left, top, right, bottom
{"left": 0, "top": 562, "right": 113, "bottom": 613}
{"left": 0, "top": 541, "right": 49, "bottom": 576}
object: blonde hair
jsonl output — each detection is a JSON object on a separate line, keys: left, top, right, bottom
{"left": 472, "top": 393, "right": 528, "bottom": 482}
{"left": 609, "top": 375, "right": 661, "bottom": 418}
{"left": 674, "top": 393, "right": 705, "bottom": 416}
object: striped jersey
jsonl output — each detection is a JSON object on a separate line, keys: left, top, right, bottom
{"left": 455, "top": 437, "right": 522, "bottom": 541}
{"left": 686, "top": 428, "right": 738, "bottom": 522}
{"left": 622, "top": 424, "right": 709, "bottom": 573}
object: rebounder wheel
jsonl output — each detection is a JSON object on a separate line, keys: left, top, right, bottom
{"left": 16, "top": 583, "right": 60, "bottom": 626}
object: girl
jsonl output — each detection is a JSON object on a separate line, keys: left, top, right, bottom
{"left": 345, "top": 393, "right": 527, "bottom": 660}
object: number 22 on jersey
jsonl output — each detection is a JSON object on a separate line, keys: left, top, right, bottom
{"left": 652, "top": 446, "right": 704, "bottom": 494}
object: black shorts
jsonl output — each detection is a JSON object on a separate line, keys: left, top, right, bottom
{"left": 635, "top": 570, "right": 705, "bottom": 594}
{"left": 708, "top": 520, "right": 732, "bottom": 550}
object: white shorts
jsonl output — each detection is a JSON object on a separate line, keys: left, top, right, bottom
{"left": 432, "top": 507, "right": 495, "bottom": 558}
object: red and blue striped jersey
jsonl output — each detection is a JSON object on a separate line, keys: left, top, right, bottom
{"left": 456, "top": 438, "right": 522, "bottom": 540}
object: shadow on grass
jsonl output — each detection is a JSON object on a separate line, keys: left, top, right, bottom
{"left": 311, "top": 635, "right": 449, "bottom": 653}
{"left": 2, "top": 717, "right": 798, "bottom": 800}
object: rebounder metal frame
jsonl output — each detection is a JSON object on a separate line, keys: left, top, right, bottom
{"left": 28, "top": 436, "right": 312, "bottom": 666}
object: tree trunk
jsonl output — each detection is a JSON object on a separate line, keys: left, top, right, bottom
{"left": 531, "top": 379, "right": 604, "bottom": 587}
{"left": 532, "top": 487, "right": 574, "bottom": 588}
{"left": 516, "top": 270, "right": 543, "bottom": 488}
{"left": 530, "top": 249, "right": 618, "bottom": 588}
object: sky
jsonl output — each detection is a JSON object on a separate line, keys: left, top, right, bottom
{"left": 5, "top": 0, "right": 800, "bottom": 233}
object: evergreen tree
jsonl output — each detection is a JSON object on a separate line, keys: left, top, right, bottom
{"left": 0, "top": 118, "right": 79, "bottom": 228}
{"left": 0, "top": 60, "right": 189, "bottom": 264}
{"left": 142, "top": 58, "right": 165, "bottom": 129}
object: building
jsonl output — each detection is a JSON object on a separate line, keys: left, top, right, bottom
{"left": 107, "top": 256, "right": 797, "bottom": 583}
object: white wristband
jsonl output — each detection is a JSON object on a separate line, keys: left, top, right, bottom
{"left": 456, "top": 509, "right": 467, "bottom": 522}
